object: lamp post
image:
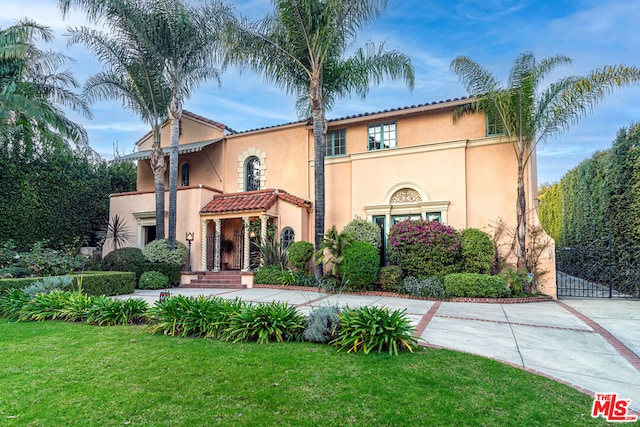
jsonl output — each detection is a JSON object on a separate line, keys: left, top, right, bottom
{"left": 185, "top": 231, "right": 194, "bottom": 272}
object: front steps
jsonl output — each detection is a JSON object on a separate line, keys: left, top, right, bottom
{"left": 183, "top": 270, "right": 246, "bottom": 289}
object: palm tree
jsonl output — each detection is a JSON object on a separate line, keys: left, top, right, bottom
{"left": 63, "top": 0, "right": 171, "bottom": 241}
{"left": 0, "top": 19, "right": 90, "bottom": 157}
{"left": 149, "top": 0, "right": 232, "bottom": 249}
{"left": 227, "top": 0, "right": 415, "bottom": 278}
{"left": 451, "top": 52, "right": 640, "bottom": 272}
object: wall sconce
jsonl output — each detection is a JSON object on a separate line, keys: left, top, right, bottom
{"left": 185, "top": 232, "right": 194, "bottom": 271}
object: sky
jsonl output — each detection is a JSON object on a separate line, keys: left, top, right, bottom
{"left": 1, "top": 0, "right": 639, "bottom": 184}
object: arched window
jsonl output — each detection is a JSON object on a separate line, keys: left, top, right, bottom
{"left": 281, "top": 227, "right": 295, "bottom": 249}
{"left": 180, "top": 163, "right": 190, "bottom": 187}
{"left": 245, "top": 156, "right": 261, "bottom": 191}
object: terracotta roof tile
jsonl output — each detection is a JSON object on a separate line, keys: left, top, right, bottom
{"left": 200, "top": 189, "right": 312, "bottom": 214}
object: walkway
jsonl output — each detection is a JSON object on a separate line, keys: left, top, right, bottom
{"left": 119, "top": 287, "right": 640, "bottom": 412}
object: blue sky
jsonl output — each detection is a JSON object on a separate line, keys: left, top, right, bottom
{"left": 1, "top": 0, "right": 639, "bottom": 183}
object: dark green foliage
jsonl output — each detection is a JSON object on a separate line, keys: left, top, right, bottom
{"left": 0, "top": 148, "right": 136, "bottom": 251}
{"left": 0, "top": 277, "right": 42, "bottom": 293}
{"left": 331, "top": 306, "right": 418, "bottom": 355}
{"left": 254, "top": 265, "right": 287, "bottom": 284}
{"left": 500, "top": 268, "right": 528, "bottom": 295}
{"left": 144, "top": 262, "right": 181, "bottom": 286}
{"left": 100, "top": 247, "right": 147, "bottom": 281}
{"left": 460, "top": 228, "right": 494, "bottom": 274}
{"left": 378, "top": 265, "right": 403, "bottom": 291}
{"left": 339, "top": 241, "right": 379, "bottom": 291}
{"left": 303, "top": 305, "right": 341, "bottom": 343}
{"left": 287, "top": 241, "right": 314, "bottom": 273}
{"left": 257, "top": 239, "right": 289, "bottom": 269}
{"left": 139, "top": 271, "right": 169, "bottom": 290}
{"left": 444, "top": 273, "right": 510, "bottom": 298}
{"left": 387, "top": 220, "right": 461, "bottom": 278}
{"left": 75, "top": 272, "right": 136, "bottom": 296}
{"left": 316, "top": 225, "right": 354, "bottom": 275}
{"left": 0, "top": 266, "right": 31, "bottom": 278}
{"left": 400, "top": 276, "right": 449, "bottom": 298}
{"left": 343, "top": 216, "right": 382, "bottom": 249}
{"left": 12, "top": 241, "right": 88, "bottom": 276}
{"left": 18, "top": 290, "right": 68, "bottom": 321}
{"left": 223, "top": 301, "right": 307, "bottom": 344}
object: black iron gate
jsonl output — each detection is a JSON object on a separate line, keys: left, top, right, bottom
{"left": 556, "top": 244, "right": 640, "bottom": 298}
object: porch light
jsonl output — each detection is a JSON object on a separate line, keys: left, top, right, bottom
{"left": 185, "top": 232, "right": 194, "bottom": 271}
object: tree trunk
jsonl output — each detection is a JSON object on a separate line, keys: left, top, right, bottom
{"left": 516, "top": 162, "right": 527, "bottom": 272}
{"left": 312, "top": 106, "right": 326, "bottom": 280}
{"left": 167, "top": 104, "right": 181, "bottom": 250}
{"left": 150, "top": 143, "right": 166, "bottom": 241}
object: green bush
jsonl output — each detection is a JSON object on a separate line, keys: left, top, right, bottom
{"left": 460, "top": 228, "right": 494, "bottom": 274}
{"left": 339, "top": 241, "right": 379, "bottom": 291}
{"left": 18, "top": 290, "right": 69, "bottom": 321}
{"left": 387, "top": 220, "right": 461, "bottom": 278}
{"left": 378, "top": 265, "right": 403, "bottom": 291}
{"left": 0, "top": 288, "right": 30, "bottom": 319}
{"left": 400, "top": 276, "right": 449, "bottom": 298}
{"left": 100, "top": 247, "right": 147, "bottom": 280}
{"left": 86, "top": 296, "right": 148, "bottom": 326}
{"left": 254, "top": 265, "right": 286, "bottom": 284}
{"left": 139, "top": 271, "right": 170, "bottom": 290}
{"left": 303, "top": 305, "right": 341, "bottom": 343}
{"left": 23, "top": 276, "right": 74, "bottom": 296}
{"left": 331, "top": 306, "right": 418, "bottom": 355}
{"left": 222, "top": 301, "right": 307, "bottom": 343}
{"left": 0, "top": 277, "right": 43, "bottom": 293}
{"left": 444, "top": 273, "right": 510, "bottom": 298}
{"left": 74, "top": 272, "right": 136, "bottom": 296}
{"left": 343, "top": 216, "right": 382, "bottom": 249}
{"left": 13, "top": 241, "right": 88, "bottom": 276}
{"left": 143, "top": 262, "right": 181, "bottom": 287}
{"left": 287, "top": 241, "right": 314, "bottom": 274}
{"left": 143, "top": 239, "right": 187, "bottom": 267}
{"left": 0, "top": 266, "right": 31, "bottom": 278}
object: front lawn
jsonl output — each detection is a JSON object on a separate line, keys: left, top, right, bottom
{"left": 0, "top": 319, "right": 606, "bottom": 426}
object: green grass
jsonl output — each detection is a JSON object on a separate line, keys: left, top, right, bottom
{"left": 0, "top": 319, "right": 607, "bottom": 426}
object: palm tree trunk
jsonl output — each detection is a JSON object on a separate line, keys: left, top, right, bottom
{"left": 516, "top": 163, "right": 527, "bottom": 272}
{"left": 150, "top": 145, "right": 166, "bottom": 240}
{"left": 312, "top": 106, "right": 326, "bottom": 280}
{"left": 167, "top": 107, "right": 180, "bottom": 250}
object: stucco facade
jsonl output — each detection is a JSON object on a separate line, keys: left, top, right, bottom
{"left": 110, "top": 98, "right": 556, "bottom": 296}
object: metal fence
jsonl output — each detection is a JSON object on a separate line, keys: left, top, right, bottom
{"left": 556, "top": 244, "right": 640, "bottom": 298}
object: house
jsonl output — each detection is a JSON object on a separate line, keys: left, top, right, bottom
{"left": 110, "top": 98, "right": 556, "bottom": 296}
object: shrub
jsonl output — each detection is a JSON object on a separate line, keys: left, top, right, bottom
{"left": 100, "top": 247, "right": 147, "bottom": 280}
{"left": 0, "top": 288, "right": 30, "bottom": 319}
{"left": 303, "top": 305, "right": 341, "bottom": 343}
{"left": 387, "top": 220, "right": 461, "bottom": 278}
{"left": 0, "top": 266, "right": 31, "bottom": 278}
{"left": 331, "top": 306, "right": 418, "bottom": 355}
{"left": 59, "top": 292, "right": 95, "bottom": 322}
{"left": 139, "top": 271, "right": 170, "bottom": 290}
{"left": 444, "top": 273, "right": 510, "bottom": 298}
{"left": 339, "top": 241, "right": 379, "bottom": 291}
{"left": 86, "top": 296, "right": 148, "bottom": 326}
{"left": 0, "top": 239, "right": 19, "bottom": 268}
{"left": 343, "top": 216, "right": 382, "bottom": 249}
{"left": 316, "top": 226, "right": 354, "bottom": 275}
{"left": 0, "top": 277, "right": 43, "bottom": 293}
{"left": 143, "top": 239, "right": 187, "bottom": 267}
{"left": 74, "top": 272, "right": 136, "bottom": 296}
{"left": 15, "top": 241, "right": 88, "bottom": 276}
{"left": 287, "top": 241, "right": 314, "bottom": 274}
{"left": 222, "top": 301, "right": 307, "bottom": 343}
{"left": 500, "top": 267, "right": 528, "bottom": 295}
{"left": 400, "top": 276, "right": 449, "bottom": 298}
{"left": 378, "top": 265, "right": 403, "bottom": 292}
{"left": 254, "top": 265, "right": 286, "bottom": 284}
{"left": 19, "top": 290, "right": 69, "bottom": 321}
{"left": 143, "top": 262, "right": 181, "bottom": 287}
{"left": 460, "top": 228, "right": 495, "bottom": 274}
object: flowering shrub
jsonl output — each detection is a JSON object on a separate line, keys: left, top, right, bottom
{"left": 387, "top": 220, "right": 461, "bottom": 278}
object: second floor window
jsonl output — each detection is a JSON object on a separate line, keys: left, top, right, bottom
{"left": 486, "top": 111, "right": 505, "bottom": 136}
{"left": 368, "top": 122, "right": 396, "bottom": 150}
{"left": 245, "top": 156, "right": 261, "bottom": 191}
{"left": 180, "top": 163, "right": 190, "bottom": 187}
{"left": 325, "top": 129, "right": 346, "bottom": 157}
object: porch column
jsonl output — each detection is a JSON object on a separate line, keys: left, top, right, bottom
{"left": 260, "top": 214, "right": 268, "bottom": 246}
{"left": 242, "top": 217, "right": 251, "bottom": 271}
{"left": 214, "top": 218, "right": 221, "bottom": 272}
{"left": 201, "top": 219, "right": 208, "bottom": 271}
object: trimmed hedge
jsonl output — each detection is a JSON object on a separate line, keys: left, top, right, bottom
{"left": 339, "top": 241, "right": 379, "bottom": 291}
{"left": 254, "top": 265, "right": 286, "bottom": 285}
{"left": 287, "top": 241, "right": 314, "bottom": 274}
{"left": 444, "top": 273, "right": 510, "bottom": 298}
{"left": 0, "top": 271, "right": 136, "bottom": 296}
{"left": 143, "top": 262, "right": 181, "bottom": 287}
{"left": 139, "top": 271, "right": 170, "bottom": 290}
{"left": 460, "top": 228, "right": 494, "bottom": 274}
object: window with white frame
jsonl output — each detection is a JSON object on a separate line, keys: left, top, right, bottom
{"left": 325, "top": 129, "right": 346, "bottom": 157}
{"left": 368, "top": 122, "right": 396, "bottom": 150}
{"left": 486, "top": 111, "right": 505, "bottom": 136}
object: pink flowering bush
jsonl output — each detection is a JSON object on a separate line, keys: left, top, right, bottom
{"left": 387, "top": 220, "right": 461, "bottom": 278}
